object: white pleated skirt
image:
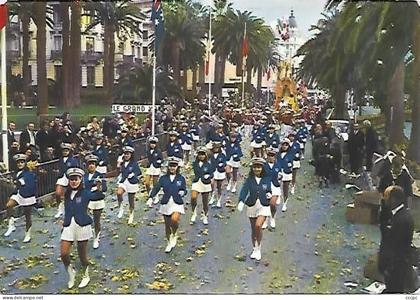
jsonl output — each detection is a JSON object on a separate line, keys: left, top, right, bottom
{"left": 192, "top": 179, "right": 212, "bottom": 193}
{"left": 271, "top": 183, "right": 282, "bottom": 196}
{"left": 293, "top": 161, "right": 301, "bottom": 169}
{"left": 61, "top": 217, "right": 93, "bottom": 242}
{"left": 159, "top": 197, "right": 185, "bottom": 216}
{"left": 227, "top": 158, "right": 241, "bottom": 168}
{"left": 246, "top": 199, "right": 271, "bottom": 218}
{"left": 181, "top": 144, "right": 192, "bottom": 151}
{"left": 10, "top": 193, "right": 36, "bottom": 206}
{"left": 192, "top": 135, "right": 200, "bottom": 141}
{"left": 96, "top": 166, "right": 108, "bottom": 174}
{"left": 146, "top": 165, "right": 161, "bottom": 176}
{"left": 213, "top": 170, "right": 226, "bottom": 180}
{"left": 88, "top": 200, "right": 105, "bottom": 210}
{"left": 118, "top": 179, "right": 139, "bottom": 194}
{"left": 282, "top": 173, "right": 293, "bottom": 182}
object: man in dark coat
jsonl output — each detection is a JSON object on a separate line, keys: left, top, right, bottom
{"left": 364, "top": 120, "right": 378, "bottom": 172}
{"left": 7, "top": 121, "right": 16, "bottom": 148}
{"left": 35, "top": 120, "right": 51, "bottom": 162}
{"left": 379, "top": 185, "right": 419, "bottom": 293}
{"left": 348, "top": 123, "right": 365, "bottom": 175}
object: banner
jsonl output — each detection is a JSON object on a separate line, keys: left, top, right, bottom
{"left": 111, "top": 104, "right": 152, "bottom": 114}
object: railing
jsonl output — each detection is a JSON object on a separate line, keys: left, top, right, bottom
{"left": 81, "top": 51, "right": 103, "bottom": 64}
{"left": 0, "top": 133, "right": 168, "bottom": 212}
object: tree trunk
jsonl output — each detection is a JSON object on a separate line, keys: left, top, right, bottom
{"left": 70, "top": 1, "right": 81, "bottom": 107}
{"left": 103, "top": 22, "right": 111, "bottom": 103}
{"left": 21, "top": 7, "right": 30, "bottom": 103}
{"left": 34, "top": 2, "right": 48, "bottom": 119}
{"left": 257, "top": 66, "right": 262, "bottom": 100}
{"left": 198, "top": 59, "right": 205, "bottom": 95}
{"left": 334, "top": 84, "right": 346, "bottom": 119}
{"left": 219, "top": 54, "right": 226, "bottom": 97}
{"left": 181, "top": 68, "right": 188, "bottom": 97}
{"left": 108, "top": 28, "right": 115, "bottom": 104}
{"left": 408, "top": 21, "right": 420, "bottom": 163}
{"left": 246, "top": 64, "right": 252, "bottom": 93}
{"left": 387, "top": 59, "right": 405, "bottom": 149}
{"left": 171, "top": 41, "right": 181, "bottom": 84}
{"left": 192, "top": 65, "right": 198, "bottom": 98}
{"left": 61, "top": 2, "right": 71, "bottom": 108}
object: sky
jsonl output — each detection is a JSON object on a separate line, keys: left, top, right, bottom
{"left": 199, "top": 0, "right": 327, "bottom": 38}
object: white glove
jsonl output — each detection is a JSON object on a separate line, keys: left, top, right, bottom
{"left": 91, "top": 186, "right": 98, "bottom": 192}
{"left": 237, "top": 202, "right": 245, "bottom": 212}
{"left": 233, "top": 154, "right": 238, "bottom": 158}
{"left": 277, "top": 173, "right": 283, "bottom": 180}
{"left": 146, "top": 198, "right": 153, "bottom": 207}
{"left": 19, "top": 178, "right": 25, "bottom": 186}
{"left": 203, "top": 174, "right": 210, "bottom": 180}
{"left": 156, "top": 160, "right": 162, "bottom": 164}
{"left": 128, "top": 173, "right": 134, "bottom": 178}
{"left": 178, "top": 190, "right": 185, "bottom": 197}
{"left": 266, "top": 192, "right": 272, "bottom": 199}
{"left": 218, "top": 163, "right": 224, "bottom": 167}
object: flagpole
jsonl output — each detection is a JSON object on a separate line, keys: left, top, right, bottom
{"left": 208, "top": 9, "right": 212, "bottom": 116}
{"left": 241, "top": 22, "right": 246, "bottom": 109}
{"left": 151, "top": 53, "right": 156, "bottom": 136}
{"left": 1, "top": 27, "right": 8, "bottom": 170}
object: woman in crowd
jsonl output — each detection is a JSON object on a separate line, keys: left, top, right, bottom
{"left": 209, "top": 141, "right": 227, "bottom": 208}
{"left": 225, "top": 132, "right": 243, "bottom": 193}
{"left": 263, "top": 147, "right": 282, "bottom": 229}
{"left": 145, "top": 136, "right": 163, "bottom": 206}
{"left": 277, "top": 139, "right": 294, "bottom": 212}
{"left": 92, "top": 134, "right": 109, "bottom": 175}
{"left": 148, "top": 157, "right": 187, "bottom": 253}
{"left": 179, "top": 123, "right": 193, "bottom": 166}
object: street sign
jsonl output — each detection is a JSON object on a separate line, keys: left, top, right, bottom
{"left": 111, "top": 104, "right": 152, "bottom": 114}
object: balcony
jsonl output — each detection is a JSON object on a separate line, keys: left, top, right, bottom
{"left": 50, "top": 50, "right": 62, "bottom": 61}
{"left": 7, "top": 50, "right": 20, "bottom": 62}
{"left": 81, "top": 51, "right": 103, "bottom": 64}
{"left": 123, "top": 54, "right": 135, "bottom": 65}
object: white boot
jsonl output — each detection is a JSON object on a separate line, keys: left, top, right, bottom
{"left": 165, "top": 238, "right": 173, "bottom": 253}
{"left": 128, "top": 211, "right": 134, "bottom": 224}
{"left": 117, "top": 205, "right": 124, "bottom": 219}
{"left": 153, "top": 195, "right": 160, "bottom": 204}
{"left": 4, "top": 217, "right": 16, "bottom": 237}
{"left": 231, "top": 182, "right": 237, "bottom": 193}
{"left": 255, "top": 243, "right": 262, "bottom": 261}
{"left": 270, "top": 216, "right": 276, "bottom": 229}
{"left": 78, "top": 266, "right": 90, "bottom": 288}
{"left": 226, "top": 180, "right": 231, "bottom": 191}
{"left": 216, "top": 197, "right": 222, "bottom": 208}
{"left": 55, "top": 202, "right": 64, "bottom": 218}
{"left": 282, "top": 200, "right": 288, "bottom": 212}
{"left": 67, "top": 265, "right": 76, "bottom": 289}
{"left": 23, "top": 226, "right": 31, "bottom": 243}
{"left": 202, "top": 213, "right": 208, "bottom": 225}
{"left": 209, "top": 193, "right": 216, "bottom": 205}
{"left": 190, "top": 208, "right": 197, "bottom": 225}
{"left": 290, "top": 184, "right": 295, "bottom": 195}
{"left": 250, "top": 246, "right": 257, "bottom": 259}
{"left": 170, "top": 233, "right": 178, "bottom": 248}
{"left": 93, "top": 232, "right": 100, "bottom": 249}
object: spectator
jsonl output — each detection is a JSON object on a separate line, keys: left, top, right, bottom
{"left": 36, "top": 120, "right": 51, "bottom": 162}
{"left": 364, "top": 120, "right": 379, "bottom": 172}
{"left": 348, "top": 123, "right": 365, "bottom": 175}
{"left": 7, "top": 121, "right": 16, "bottom": 148}
{"left": 19, "top": 122, "right": 36, "bottom": 151}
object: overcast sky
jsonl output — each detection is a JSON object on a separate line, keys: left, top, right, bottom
{"left": 199, "top": 0, "right": 327, "bottom": 38}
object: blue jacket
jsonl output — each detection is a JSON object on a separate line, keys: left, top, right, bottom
{"left": 63, "top": 189, "right": 93, "bottom": 227}
{"left": 225, "top": 143, "right": 243, "bottom": 162}
{"left": 179, "top": 131, "right": 193, "bottom": 145}
{"left": 266, "top": 133, "right": 280, "bottom": 148}
{"left": 119, "top": 160, "right": 142, "bottom": 184}
{"left": 13, "top": 169, "right": 37, "bottom": 198}
{"left": 83, "top": 171, "right": 107, "bottom": 201}
{"left": 264, "top": 162, "right": 282, "bottom": 187}
{"left": 192, "top": 161, "right": 214, "bottom": 184}
{"left": 277, "top": 150, "right": 294, "bottom": 175}
{"left": 59, "top": 156, "right": 80, "bottom": 178}
{"left": 239, "top": 176, "right": 272, "bottom": 206}
{"left": 209, "top": 132, "right": 225, "bottom": 144}
{"left": 252, "top": 128, "right": 264, "bottom": 144}
{"left": 167, "top": 141, "right": 183, "bottom": 159}
{"left": 297, "top": 127, "right": 309, "bottom": 142}
{"left": 147, "top": 148, "right": 163, "bottom": 168}
{"left": 119, "top": 137, "right": 134, "bottom": 154}
{"left": 149, "top": 174, "right": 187, "bottom": 205}
{"left": 93, "top": 145, "right": 109, "bottom": 167}
{"left": 190, "top": 125, "right": 200, "bottom": 137}
{"left": 210, "top": 152, "right": 227, "bottom": 173}
{"left": 290, "top": 141, "right": 301, "bottom": 161}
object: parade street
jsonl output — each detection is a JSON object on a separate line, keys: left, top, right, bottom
{"left": 0, "top": 137, "right": 379, "bottom": 294}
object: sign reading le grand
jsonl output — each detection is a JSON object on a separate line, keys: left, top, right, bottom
{"left": 111, "top": 104, "right": 153, "bottom": 114}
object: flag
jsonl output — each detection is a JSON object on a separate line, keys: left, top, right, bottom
{"left": 151, "top": 0, "right": 164, "bottom": 52}
{"left": 242, "top": 23, "right": 248, "bottom": 71}
{"left": 0, "top": 0, "right": 7, "bottom": 30}
{"left": 205, "top": 53, "right": 210, "bottom": 76}
{"left": 267, "top": 68, "right": 271, "bottom": 81}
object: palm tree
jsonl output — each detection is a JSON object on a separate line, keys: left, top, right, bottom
{"left": 70, "top": 1, "right": 81, "bottom": 108}
{"left": 114, "top": 63, "right": 181, "bottom": 104}
{"left": 84, "top": 0, "right": 145, "bottom": 104}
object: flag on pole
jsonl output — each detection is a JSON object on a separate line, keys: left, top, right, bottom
{"left": 205, "top": 53, "right": 210, "bottom": 76}
{"left": 267, "top": 67, "right": 271, "bottom": 80}
{"left": 151, "top": 0, "right": 164, "bottom": 52}
{"left": 0, "top": 0, "right": 7, "bottom": 30}
{"left": 242, "top": 23, "right": 248, "bottom": 71}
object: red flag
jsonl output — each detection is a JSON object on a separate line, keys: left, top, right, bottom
{"left": 242, "top": 23, "right": 248, "bottom": 72}
{"left": 0, "top": 1, "right": 7, "bottom": 31}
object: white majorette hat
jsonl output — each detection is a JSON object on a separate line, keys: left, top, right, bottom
{"left": 282, "top": 138, "right": 291, "bottom": 145}
{"left": 13, "top": 154, "right": 27, "bottom": 161}
{"left": 61, "top": 143, "right": 73, "bottom": 150}
{"left": 123, "top": 146, "right": 135, "bottom": 153}
{"left": 251, "top": 157, "right": 266, "bottom": 166}
{"left": 85, "top": 154, "right": 99, "bottom": 163}
{"left": 181, "top": 122, "right": 188, "bottom": 127}
{"left": 67, "top": 167, "right": 85, "bottom": 177}
{"left": 149, "top": 136, "right": 158, "bottom": 143}
{"left": 167, "top": 156, "right": 180, "bottom": 165}
{"left": 169, "top": 130, "right": 179, "bottom": 136}
{"left": 196, "top": 147, "right": 208, "bottom": 156}
{"left": 266, "top": 147, "right": 278, "bottom": 155}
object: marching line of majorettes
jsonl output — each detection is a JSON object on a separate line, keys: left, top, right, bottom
{"left": 2, "top": 118, "right": 308, "bottom": 289}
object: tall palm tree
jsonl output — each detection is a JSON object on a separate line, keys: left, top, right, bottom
{"left": 84, "top": 0, "right": 145, "bottom": 104}
{"left": 70, "top": 1, "right": 81, "bottom": 108}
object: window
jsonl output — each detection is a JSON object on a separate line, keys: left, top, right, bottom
{"left": 143, "top": 46, "right": 148, "bottom": 57}
{"left": 86, "top": 37, "right": 94, "bottom": 53}
{"left": 87, "top": 66, "right": 95, "bottom": 86}
{"left": 143, "top": 30, "right": 148, "bottom": 40}
{"left": 131, "top": 46, "right": 135, "bottom": 56}
{"left": 137, "top": 47, "right": 141, "bottom": 58}
{"left": 53, "top": 5, "right": 62, "bottom": 26}
{"left": 53, "top": 35, "right": 62, "bottom": 51}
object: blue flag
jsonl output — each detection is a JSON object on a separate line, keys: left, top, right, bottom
{"left": 151, "top": 0, "right": 165, "bottom": 52}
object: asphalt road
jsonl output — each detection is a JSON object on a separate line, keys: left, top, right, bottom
{"left": 0, "top": 136, "right": 382, "bottom": 294}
